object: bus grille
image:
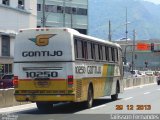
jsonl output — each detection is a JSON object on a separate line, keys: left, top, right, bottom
{"left": 76, "top": 80, "right": 82, "bottom": 98}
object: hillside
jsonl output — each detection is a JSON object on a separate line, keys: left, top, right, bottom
{"left": 88, "top": 0, "right": 160, "bottom": 40}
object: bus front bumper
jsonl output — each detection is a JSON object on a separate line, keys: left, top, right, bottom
{"left": 14, "top": 94, "right": 75, "bottom": 102}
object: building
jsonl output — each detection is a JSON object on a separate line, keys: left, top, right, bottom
{"left": 114, "top": 39, "right": 160, "bottom": 71}
{"left": 0, "top": 0, "right": 37, "bottom": 77}
{"left": 37, "top": 0, "right": 88, "bottom": 34}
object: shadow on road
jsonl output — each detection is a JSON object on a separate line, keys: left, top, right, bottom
{"left": 16, "top": 98, "right": 122, "bottom": 114}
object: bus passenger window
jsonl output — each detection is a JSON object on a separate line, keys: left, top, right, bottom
{"left": 102, "top": 46, "right": 106, "bottom": 61}
{"left": 108, "top": 47, "right": 112, "bottom": 62}
{"left": 99, "top": 45, "right": 103, "bottom": 60}
{"left": 77, "top": 40, "right": 83, "bottom": 59}
{"left": 111, "top": 47, "right": 115, "bottom": 62}
{"left": 115, "top": 48, "right": 118, "bottom": 62}
{"left": 87, "top": 42, "right": 93, "bottom": 60}
{"left": 117, "top": 49, "right": 119, "bottom": 61}
{"left": 95, "top": 44, "right": 99, "bottom": 61}
{"left": 105, "top": 46, "right": 109, "bottom": 61}
{"left": 83, "top": 41, "right": 88, "bottom": 59}
{"left": 74, "top": 39, "right": 78, "bottom": 58}
{"left": 91, "top": 43, "right": 95, "bottom": 60}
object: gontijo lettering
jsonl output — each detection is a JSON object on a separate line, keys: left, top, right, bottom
{"left": 75, "top": 66, "right": 102, "bottom": 74}
{"left": 87, "top": 66, "right": 101, "bottom": 74}
{"left": 22, "top": 51, "right": 63, "bottom": 57}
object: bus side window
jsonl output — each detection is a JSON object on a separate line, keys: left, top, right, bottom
{"left": 102, "top": 46, "right": 106, "bottom": 61}
{"left": 111, "top": 47, "right": 115, "bottom": 62}
{"left": 83, "top": 41, "right": 88, "bottom": 60}
{"left": 77, "top": 39, "right": 83, "bottom": 59}
{"left": 87, "top": 42, "right": 93, "bottom": 60}
{"left": 74, "top": 39, "right": 78, "bottom": 59}
{"left": 91, "top": 43, "right": 95, "bottom": 60}
{"left": 109, "top": 47, "right": 112, "bottom": 62}
{"left": 115, "top": 48, "right": 118, "bottom": 62}
{"left": 99, "top": 45, "right": 103, "bottom": 61}
{"left": 95, "top": 44, "right": 100, "bottom": 61}
{"left": 105, "top": 46, "right": 109, "bottom": 61}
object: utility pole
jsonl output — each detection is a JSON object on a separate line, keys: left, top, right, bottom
{"left": 124, "top": 7, "right": 128, "bottom": 65}
{"left": 70, "top": 0, "right": 73, "bottom": 28}
{"left": 131, "top": 29, "right": 136, "bottom": 71}
{"left": 108, "top": 20, "right": 111, "bottom": 41}
{"left": 125, "top": 7, "right": 128, "bottom": 43}
{"left": 63, "top": 0, "right": 66, "bottom": 27}
{"left": 42, "top": 0, "right": 46, "bottom": 27}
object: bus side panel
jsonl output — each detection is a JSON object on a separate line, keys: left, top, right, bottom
{"left": 74, "top": 62, "right": 107, "bottom": 101}
{"left": 103, "top": 64, "right": 123, "bottom": 96}
{"left": 74, "top": 62, "right": 123, "bottom": 102}
{"left": 102, "top": 64, "right": 114, "bottom": 96}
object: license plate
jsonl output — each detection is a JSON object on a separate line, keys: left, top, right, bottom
{"left": 34, "top": 81, "right": 50, "bottom": 88}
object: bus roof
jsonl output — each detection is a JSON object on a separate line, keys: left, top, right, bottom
{"left": 19, "top": 27, "right": 121, "bottom": 48}
{"left": 74, "top": 32, "right": 121, "bottom": 48}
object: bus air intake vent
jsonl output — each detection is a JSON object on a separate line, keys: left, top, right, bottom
{"left": 76, "top": 80, "right": 82, "bottom": 98}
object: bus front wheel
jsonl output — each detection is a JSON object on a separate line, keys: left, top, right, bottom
{"left": 111, "top": 93, "right": 118, "bottom": 101}
{"left": 111, "top": 82, "right": 120, "bottom": 101}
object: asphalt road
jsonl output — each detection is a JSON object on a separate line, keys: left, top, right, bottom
{"left": 0, "top": 83, "right": 159, "bottom": 120}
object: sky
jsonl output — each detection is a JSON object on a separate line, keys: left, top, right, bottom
{"left": 144, "top": 0, "right": 160, "bottom": 4}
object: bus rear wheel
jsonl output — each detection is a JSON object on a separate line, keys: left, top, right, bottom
{"left": 36, "top": 102, "right": 53, "bottom": 111}
{"left": 111, "top": 94, "right": 118, "bottom": 101}
{"left": 85, "top": 86, "right": 93, "bottom": 108}
{"left": 111, "top": 82, "right": 119, "bottom": 101}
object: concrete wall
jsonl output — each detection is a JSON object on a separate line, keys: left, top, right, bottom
{"left": 0, "top": 76, "right": 156, "bottom": 108}
{"left": 0, "top": 89, "right": 29, "bottom": 108}
{"left": 123, "top": 76, "right": 156, "bottom": 88}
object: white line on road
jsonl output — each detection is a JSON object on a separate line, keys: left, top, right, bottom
{"left": 144, "top": 92, "right": 151, "bottom": 94}
{"left": 157, "top": 89, "right": 160, "bottom": 91}
{"left": 90, "top": 104, "right": 106, "bottom": 110}
{"left": 0, "top": 103, "right": 36, "bottom": 113}
{"left": 124, "top": 97, "right": 133, "bottom": 100}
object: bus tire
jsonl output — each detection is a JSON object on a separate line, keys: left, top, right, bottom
{"left": 111, "top": 93, "right": 118, "bottom": 101}
{"left": 36, "top": 102, "right": 53, "bottom": 111}
{"left": 111, "top": 81, "right": 120, "bottom": 101}
{"left": 85, "top": 85, "right": 93, "bottom": 108}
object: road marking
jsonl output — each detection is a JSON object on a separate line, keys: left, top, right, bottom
{"left": 157, "top": 89, "right": 160, "bottom": 91}
{"left": 144, "top": 92, "right": 150, "bottom": 94}
{"left": 124, "top": 97, "right": 133, "bottom": 100}
{"left": 90, "top": 104, "right": 106, "bottom": 110}
{"left": 0, "top": 103, "right": 36, "bottom": 113}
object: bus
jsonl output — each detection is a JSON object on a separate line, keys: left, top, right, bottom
{"left": 13, "top": 28, "right": 124, "bottom": 110}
